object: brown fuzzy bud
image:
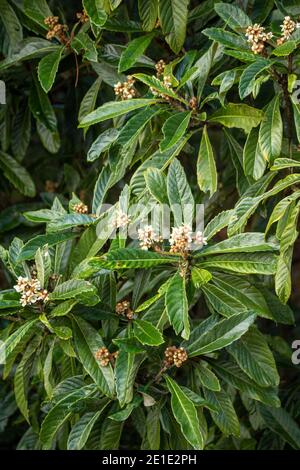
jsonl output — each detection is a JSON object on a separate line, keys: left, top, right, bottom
{"left": 95, "top": 347, "right": 110, "bottom": 366}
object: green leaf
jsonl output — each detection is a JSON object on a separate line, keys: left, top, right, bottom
{"left": 259, "top": 95, "right": 283, "bottom": 163}
{"left": 165, "top": 271, "right": 190, "bottom": 340}
{"left": 160, "top": 112, "right": 191, "bottom": 151}
{"left": 271, "top": 157, "right": 300, "bottom": 170}
{"left": 158, "top": 0, "right": 189, "bottom": 53}
{"left": 71, "top": 32, "right": 98, "bottom": 62}
{"left": 146, "top": 404, "right": 161, "bottom": 449}
{"left": 79, "top": 99, "right": 158, "bottom": 127}
{"left": 211, "top": 361, "right": 280, "bottom": 407}
{"left": 203, "top": 388, "right": 240, "bottom": 436}
{"left": 17, "top": 232, "right": 77, "bottom": 262}
{"left": 239, "top": 58, "right": 272, "bottom": 99}
{"left": 0, "top": 319, "right": 38, "bottom": 359}
{"left": 272, "top": 40, "right": 297, "bottom": 56}
{"left": 243, "top": 127, "right": 267, "bottom": 180}
{"left": 0, "top": 38, "right": 60, "bottom": 71}
{"left": 209, "top": 103, "right": 263, "bottom": 132}
{"left": 23, "top": 0, "right": 52, "bottom": 28}
{"left": 71, "top": 316, "right": 115, "bottom": 397}
{"left": 258, "top": 404, "right": 300, "bottom": 450}
{"left": 36, "top": 120, "right": 60, "bottom": 154}
{"left": 194, "top": 362, "right": 220, "bottom": 392}
{"left": 67, "top": 401, "right": 109, "bottom": 450}
{"left": 197, "top": 252, "right": 278, "bottom": 274}
{"left": 145, "top": 167, "right": 168, "bottom": 204}
{"left": 118, "top": 106, "right": 160, "bottom": 147}
{"left": 133, "top": 319, "right": 164, "bottom": 346}
{"left": 227, "top": 326, "right": 280, "bottom": 387}
{"left": 164, "top": 375, "right": 204, "bottom": 449}
{"left": 0, "top": 0, "right": 23, "bottom": 50}
{"left": 138, "top": 0, "right": 158, "bottom": 31}
{"left": 202, "top": 273, "right": 270, "bottom": 319}
{"left": 0, "top": 151, "right": 36, "bottom": 197}
{"left": 88, "top": 248, "right": 179, "bottom": 270}
{"left": 11, "top": 105, "right": 31, "bottom": 161}
{"left": 115, "top": 348, "right": 144, "bottom": 407}
{"left": 40, "top": 386, "right": 94, "bottom": 449}
{"left": 38, "top": 47, "right": 64, "bottom": 93}
{"left": 50, "top": 299, "right": 78, "bottom": 318}
{"left": 191, "top": 267, "right": 212, "bottom": 288}
{"left": 133, "top": 73, "right": 185, "bottom": 103}
{"left": 100, "top": 419, "right": 123, "bottom": 449}
{"left": 14, "top": 336, "right": 40, "bottom": 422}
{"left": 87, "top": 128, "right": 119, "bottom": 162}
{"left": 83, "top": 0, "right": 107, "bottom": 26}
{"left": 214, "top": 2, "right": 251, "bottom": 31}
{"left": 203, "top": 210, "right": 233, "bottom": 240}
{"left": 79, "top": 78, "right": 102, "bottom": 135}
{"left": 50, "top": 280, "right": 100, "bottom": 306}
{"left": 109, "top": 396, "right": 142, "bottom": 421}
{"left": 119, "top": 33, "right": 154, "bottom": 72}
{"left": 167, "top": 158, "right": 194, "bottom": 227}
{"left": 183, "top": 311, "right": 256, "bottom": 357}
{"left": 196, "top": 233, "right": 278, "bottom": 257}
{"left": 202, "top": 28, "right": 247, "bottom": 50}
{"left": 197, "top": 125, "right": 218, "bottom": 197}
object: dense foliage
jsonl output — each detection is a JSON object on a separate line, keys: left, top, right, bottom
{"left": 0, "top": 0, "right": 300, "bottom": 451}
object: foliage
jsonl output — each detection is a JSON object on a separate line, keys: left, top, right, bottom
{"left": 0, "top": 0, "right": 300, "bottom": 451}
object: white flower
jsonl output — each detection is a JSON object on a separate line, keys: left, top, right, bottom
{"left": 113, "top": 210, "right": 131, "bottom": 229}
{"left": 138, "top": 225, "right": 159, "bottom": 250}
{"left": 194, "top": 231, "right": 208, "bottom": 247}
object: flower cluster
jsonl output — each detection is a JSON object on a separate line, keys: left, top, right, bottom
{"left": 44, "top": 16, "right": 68, "bottom": 43}
{"left": 114, "top": 76, "right": 136, "bottom": 100}
{"left": 95, "top": 347, "right": 118, "bottom": 366}
{"left": 164, "top": 346, "right": 188, "bottom": 368}
{"left": 95, "top": 347, "right": 110, "bottom": 366}
{"left": 115, "top": 300, "right": 134, "bottom": 319}
{"left": 14, "top": 277, "right": 49, "bottom": 307}
{"left": 169, "top": 225, "right": 207, "bottom": 254}
{"left": 155, "top": 59, "right": 166, "bottom": 76}
{"left": 277, "top": 16, "right": 300, "bottom": 44}
{"left": 73, "top": 202, "right": 88, "bottom": 214}
{"left": 113, "top": 210, "right": 131, "bottom": 229}
{"left": 76, "top": 10, "right": 89, "bottom": 23}
{"left": 245, "top": 24, "right": 273, "bottom": 54}
{"left": 189, "top": 96, "right": 198, "bottom": 111}
{"left": 137, "top": 225, "right": 161, "bottom": 250}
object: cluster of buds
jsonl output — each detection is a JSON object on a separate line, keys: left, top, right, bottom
{"left": 113, "top": 210, "right": 131, "bottom": 229}
{"left": 14, "top": 277, "right": 49, "bottom": 307}
{"left": 44, "top": 16, "right": 68, "bottom": 43}
{"left": 76, "top": 10, "right": 89, "bottom": 23}
{"left": 114, "top": 76, "right": 136, "bottom": 100}
{"left": 245, "top": 24, "right": 273, "bottom": 54}
{"left": 155, "top": 59, "right": 166, "bottom": 76}
{"left": 169, "top": 225, "right": 208, "bottom": 254}
{"left": 95, "top": 347, "right": 110, "bottom": 366}
{"left": 277, "top": 16, "right": 300, "bottom": 44}
{"left": 115, "top": 300, "right": 134, "bottom": 320}
{"left": 73, "top": 202, "right": 88, "bottom": 214}
{"left": 189, "top": 96, "right": 198, "bottom": 111}
{"left": 164, "top": 346, "right": 188, "bottom": 368}
{"left": 137, "top": 225, "right": 161, "bottom": 250}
